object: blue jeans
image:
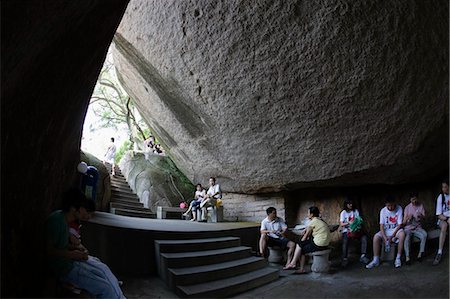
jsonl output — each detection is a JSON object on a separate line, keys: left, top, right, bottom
{"left": 62, "top": 259, "right": 124, "bottom": 298}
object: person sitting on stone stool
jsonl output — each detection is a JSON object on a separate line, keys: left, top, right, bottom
{"left": 403, "top": 192, "right": 427, "bottom": 265}
{"left": 366, "top": 195, "right": 405, "bottom": 269}
{"left": 199, "top": 177, "right": 222, "bottom": 222}
{"left": 283, "top": 206, "right": 331, "bottom": 274}
{"left": 183, "top": 183, "right": 206, "bottom": 221}
{"left": 259, "top": 207, "right": 295, "bottom": 269}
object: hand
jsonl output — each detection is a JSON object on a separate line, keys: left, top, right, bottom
{"left": 71, "top": 249, "right": 88, "bottom": 261}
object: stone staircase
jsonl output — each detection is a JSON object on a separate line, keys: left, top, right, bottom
{"left": 155, "top": 237, "right": 279, "bottom": 298}
{"left": 107, "top": 165, "right": 156, "bottom": 218}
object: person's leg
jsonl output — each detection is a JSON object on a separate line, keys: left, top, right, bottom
{"left": 395, "top": 230, "right": 405, "bottom": 267}
{"left": 434, "top": 219, "right": 449, "bottom": 265}
{"left": 404, "top": 230, "right": 411, "bottom": 262}
{"left": 298, "top": 255, "right": 306, "bottom": 272}
{"left": 63, "top": 261, "right": 121, "bottom": 299}
{"left": 111, "top": 162, "right": 116, "bottom": 176}
{"left": 359, "top": 234, "right": 370, "bottom": 264}
{"left": 366, "top": 232, "right": 382, "bottom": 269}
{"left": 86, "top": 257, "right": 125, "bottom": 298}
{"left": 288, "top": 244, "right": 302, "bottom": 267}
{"left": 415, "top": 228, "right": 427, "bottom": 258}
{"left": 342, "top": 233, "right": 349, "bottom": 259}
{"left": 285, "top": 241, "right": 295, "bottom": 267}
{"left": 259, "top": 234, "right": 268, "bottom": 257}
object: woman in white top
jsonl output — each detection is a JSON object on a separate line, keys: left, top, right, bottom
{"left": 433, "top": 178, "right": 449, "bottom": 265}
{"left": 339, "top": 198, "right": 369, "bottom": 267}
{"left": 183, "top": 184, "right": 206, "bottom": 221}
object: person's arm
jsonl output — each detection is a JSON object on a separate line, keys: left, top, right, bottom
{"left": 47, "top": 240, "right": 88, "bottom": 261}
{"left": 379, "top": 210, "right": 388, "bottom": 242}
{"left": 402, "top": 208, "right": 411, "bottom": 225}
{"left": 301, "top": 226, "right": 312, "bottom": 241}
{"left": 339, "top": 211, "right": 349, "bottom": 228}
{"left": 436, "top": 195, "right": 448, "bottom": 221}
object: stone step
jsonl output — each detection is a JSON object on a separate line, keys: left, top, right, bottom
{"left": 161, "top": 246, "right": 252, "bottom": 269}
{"left": 155, "top": 237, "right": 241, "bottom": 254}
{"left": 111, "top": 185, "right": 134, "bottom": 193}
{"left": 112, "top": 208, "right": 156, "bottom": 218}
{"left": 168, "top": 256, "right": 267, "bottom": 289}
{"left": 110, "top": 202, "right": 148, "bottom": 211}
{"left": 111, "top": 198, "right": 143, "bottom": 207}
{"left": 110, "top": 181, "right": 129, "bottom": 188}
{"left": 176, "top": 267, "right": 279, "bottom": 298}
{"left": 111, "top": 191, "right": 139, "bottom": 200}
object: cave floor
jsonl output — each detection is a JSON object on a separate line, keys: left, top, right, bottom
{"left": 120, "top": 240, "right": 449, "bottom": 299}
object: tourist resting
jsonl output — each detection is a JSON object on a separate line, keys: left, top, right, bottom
{"left": 46, "top": 188, "right": 125, "bottom": 298}
{"left": 183, "top": 184, "right": 206, "bottom": 221}
{"left": 103, "top": 137, "right": 117, "bottom": 176}
{"left": 402, "top": 192, "right": 427, "bottom": 265}
{"left": 433, "top": 178, "right": 449, "bottom": 265}
{"left": 366, "top": 195, "right": 405, "bottom": 269}
{"left": 339, "top": 198, "right": 370, "bottom": 267}
{"left": 77, "top": 162, "right": 99, "bottom": 201}
{"left": 284, "top": 206, "right": 330, "bottom": 274}
{"left": 259, "top": 207, "right": 295, "bottom": 269}
{"left": 199, "top": 177, "right": 222, "bottom": 221}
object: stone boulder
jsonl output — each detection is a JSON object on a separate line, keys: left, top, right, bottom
{"left": 113, "top": 0, "right": 448, "bottom": 193}
{"left": 119, "top": 151, "right": 194, "bottom": 212}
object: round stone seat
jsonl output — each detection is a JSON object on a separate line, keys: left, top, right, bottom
{"left": 307, "top": 249, "right": 331, "bottom": 273}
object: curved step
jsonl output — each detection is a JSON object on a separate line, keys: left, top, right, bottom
{"left": 176, "top": 267, "right": 279, "bottom": 298}
{"left": 155, "top": 237, "right": 241, "bottom": 253}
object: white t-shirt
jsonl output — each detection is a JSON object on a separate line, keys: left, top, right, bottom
{"left": 379, "top": 205, "right": 403, "bottom": 237}
{"left": 435, "top": 193, "right": 450, "bottom": 217}
{"left": 207, "top": 184, "right": 222, "bottom": 199}
{"left": 195, "top": 190, "right": 206, "bottom": 201}
{"left": 260, "top": 216, "right": 287, "bottom": 239}
{"left": 339, "top": 209, "right": 360, "bottom": 233}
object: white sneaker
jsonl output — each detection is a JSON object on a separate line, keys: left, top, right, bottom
{"left": 365, "top": 260, "right": 380, "bottom": 269}
{"left": 394, "top": 258, "right": 401, "bottom": 268}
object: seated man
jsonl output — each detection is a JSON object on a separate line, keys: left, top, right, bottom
{"left": 366, "top": 195, "right": 405, "bottom": 269}
{"left": 46, "top": 188, "right": 125, "bottom": 298}
{"left": 200, "top": 177, "right": 222, "bottom": 221}
{"left": 259, "top": 207, "right": 295, "bottom": 269}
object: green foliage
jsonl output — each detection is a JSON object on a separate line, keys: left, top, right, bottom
{"left": 115, "top": 140, "right": 132, "bottom": 163}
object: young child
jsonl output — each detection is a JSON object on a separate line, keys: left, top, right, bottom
{"left": 339, "top": 198, "right": 370, "bottom": 267}
{"left": 183, "top": 184, "right": 206, "bottom": 221}
{"left": 366, "top": 195, "right": 405, "bottom": 269}
{"left": 403, "top": 192, "right": 427, "bottom": 265}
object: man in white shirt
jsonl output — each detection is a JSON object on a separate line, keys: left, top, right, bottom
{"left": 200, "top": 177, "right": 222, "bottom": 221}
{"left": 259, "top": 207, "right": 295, "bottom": 269}
{"left": 366, "top": 196, "right": 405, "bottom": 269}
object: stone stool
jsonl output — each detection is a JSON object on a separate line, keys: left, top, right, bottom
{"left": 308, "top": 249, "right": 331, "bottom": 273}
{"left": 267, "top": 246, "right": 284, "bottom": 264}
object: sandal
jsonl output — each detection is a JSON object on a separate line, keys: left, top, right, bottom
{"left": 283, "top": 264, "right": 297, "bottom": 270}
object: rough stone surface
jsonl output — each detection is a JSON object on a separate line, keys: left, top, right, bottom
{"left": 2, "top": 1, "right": 129, "bottom": 297}
{"left": 119, "top": 151, "right": 194, "bottom": 211}
{"left": 113, "top": 0, "right": 448, "bottom": 193}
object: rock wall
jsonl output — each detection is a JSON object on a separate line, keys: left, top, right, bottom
{"left": 222, "top": 193, "right": 286, "bottom": 223}
{"left": 1, "top": 1, "right": 129, "bottom": 296}
{"left": 113, "top": 0, "right": 449, "bottom": 194}
{"left": 119, "top": 151, "right": 194, "bottom": 211}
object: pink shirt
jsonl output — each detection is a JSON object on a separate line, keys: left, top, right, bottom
{"left": 404, "top": 202, "right": 425, "bottom": 230}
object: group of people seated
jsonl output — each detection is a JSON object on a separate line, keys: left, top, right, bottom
{"left": 144, "top": 135, "right": 164, "bottom": 155}
{"left": 183, "top": 177, "right": 222, "bottom": 222}
{"left": 259, "top": 178, "right": 449, "bottom": 273}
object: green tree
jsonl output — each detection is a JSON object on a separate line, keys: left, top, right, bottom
{"left": 89, "top": 50, "right": 148, "bottom": 149}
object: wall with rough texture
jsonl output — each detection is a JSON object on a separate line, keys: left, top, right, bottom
{"left": 1, "top": 1, "right": 129, "bottom": 297}
{"left": 113, "top": 0, "right": 448, "bottom": 194}
{"left": 222, "top": 192, "right": 286, "bottom": 223}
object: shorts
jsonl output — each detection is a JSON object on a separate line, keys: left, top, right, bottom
{"left": 375, "top": 229, "right": 404, "bottom": 241}
{"left": 297, "top": 239, "right": 328, "bottom": 255}
{"left": 267, "top": 236, "right": 290, "bottom": 249}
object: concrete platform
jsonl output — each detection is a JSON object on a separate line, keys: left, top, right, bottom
{"left": 82, "top": 212, "right": 260, "bottom": 276}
